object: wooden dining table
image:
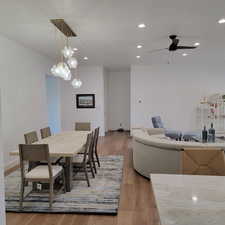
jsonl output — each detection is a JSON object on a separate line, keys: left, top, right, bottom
{"left": 10, "top": 131, "right": 90, "bottom": 192}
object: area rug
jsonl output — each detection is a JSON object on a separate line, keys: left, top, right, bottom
{"left": 5, "top": 155, "right": 124, "bottom": 214}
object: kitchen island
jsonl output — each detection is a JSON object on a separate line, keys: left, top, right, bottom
{"left": 151, "top": 174, "right": 225, "bottom": 225}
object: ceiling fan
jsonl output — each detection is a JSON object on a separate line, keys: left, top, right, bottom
{"left": 148, "top": 35, "right": 198, "bottom": 54}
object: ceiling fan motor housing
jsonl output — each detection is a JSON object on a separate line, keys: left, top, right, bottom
{"left": 169, "top": 35, "right": 179, "bottom": 51}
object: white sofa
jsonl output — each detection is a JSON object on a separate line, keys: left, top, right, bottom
{"left": 132, "top": 128, "right": 225, "bottom": 178}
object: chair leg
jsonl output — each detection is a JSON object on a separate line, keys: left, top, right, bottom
{"left": 62, "top": 171, "right": 66, "bottom": 193}
{"left": 49, "top": 180, "right": 54, "bottom": 208}
{"left": 84, "top": 166, "right": 90, "bottom": 187}
{"left": 95, "top": 152, "right": 100, "bottom": 167}
{"left": 89, "top": 161, "right": 95, "bottom": 178}
{"left": 19, "top": 180, "right": 25, "bottom": 210}
{"left": 92, "top": 156, "right": 97, "bottom": 174}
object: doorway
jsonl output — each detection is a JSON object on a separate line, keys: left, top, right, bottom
{"left": 105, "top": 69, "right": 131, "bottom": 132}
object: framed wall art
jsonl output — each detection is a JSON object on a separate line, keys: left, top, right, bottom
{"left": 76, "top": 94, "right": 95, "bottom": 108}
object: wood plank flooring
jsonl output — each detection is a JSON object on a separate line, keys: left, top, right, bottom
{"left": 6, "top": 132, "right": 160, "bottom": 225}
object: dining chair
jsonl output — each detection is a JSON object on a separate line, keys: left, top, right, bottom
{"left": 77, "top": 127, "right": 99, "bottom": 173}
{"left": 75, "top": 122, "right": 91, "bottom": 131}
{"left": 24, "top": 131, "right": 40, "bottom": 172}
{"left": 73, "top": 132, "right": 95, "bottom": 186}
{"left": 181, "top": 148, "right": 225, "bottom": 175}
{"left": 40, "top": 127, "right": 62, "bottom": 164}
{"left": 19, "top": 144, "right": 65, "bottom": 209}
{"left": 40, "top": 127, "right": 51, "bottom": 139}
{"left": 93, "top": 127, "right": 100, "bottom": 168}
{"left": 24, "top": 131, "right": 38, "bottom": 144}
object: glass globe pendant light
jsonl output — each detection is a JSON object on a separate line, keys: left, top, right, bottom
{"left": 51, "top": 62, "right": 71, "bottom": 80}
{"left": 67, "top": 57, "right": 78, "bottom": 69}
{"left": 62, "top": 45, "right": 74, "bottom": 58}
{"left": 71, "top": 78, "right": 82, "bottom": 88}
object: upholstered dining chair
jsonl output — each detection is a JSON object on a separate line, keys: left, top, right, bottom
{"left": 73, "top": 132, "right": 95, "bottom": 186}
{"left": 40, "top": 127, "right": 51, "bottom": 139}
{"left": 181, "top": 148, "right": 225, "bottom": 175}
{"left": 25, "top": 130, "right": 61, "bottom": 166}
{"left": 75, "top": 122, "right": 91, "bottom": 131}
{"left": 19, "top": 144, "right": 65, "bottom": 209}
{"left": 24, "top": 131, "right": 38, "bottom": 144}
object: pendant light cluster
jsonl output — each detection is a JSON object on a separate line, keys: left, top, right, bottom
{"left": 51, "top": 44, "right": 82, "bottom": 88}
{"left": 50, "top": 19, "right": 82, "bottom": 88}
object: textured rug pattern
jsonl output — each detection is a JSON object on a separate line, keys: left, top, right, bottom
{"left": 5, "top": 155, "right": 124, "bottom": 214}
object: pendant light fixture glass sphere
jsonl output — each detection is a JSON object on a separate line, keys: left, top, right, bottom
{"left": 51, "top": 64, "right": 58, "bottom": 76}
{"left": 71, "top": 78, "right": 82, "bottom": 88}
{"left": 51, "top": 62, "right": 71, "bottom": 81}
{"left": 67, "top": 57, "right": 78, "bottom": 69}
{"left": 62, "top": 46, "right": 74, "bottom": 58}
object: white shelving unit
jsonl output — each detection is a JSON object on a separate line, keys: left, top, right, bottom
{"left": 197, "top": 94, "right": 225, "bottom": 133}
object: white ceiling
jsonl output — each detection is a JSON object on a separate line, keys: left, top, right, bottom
{"left": 1, "top": 0, "right": 225, "bottom": 70}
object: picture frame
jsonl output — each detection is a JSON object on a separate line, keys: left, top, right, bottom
{"left": 76, "top": 94, "right": 95, "bottom": 108}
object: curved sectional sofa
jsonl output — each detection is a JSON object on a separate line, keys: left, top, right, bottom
{"left": 132, "top": 128, "right": 225, "bottom": 178}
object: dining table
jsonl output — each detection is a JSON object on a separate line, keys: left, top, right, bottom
{"left": 10, "top": 130, "right": 90, "bottom": 192}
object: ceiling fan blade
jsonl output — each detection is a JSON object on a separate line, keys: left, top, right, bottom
{"left": 176, "top": 46, "right": 197, "bottom": 49}
{"left": 147, "top": 48, "right": 168, "bottom": 53}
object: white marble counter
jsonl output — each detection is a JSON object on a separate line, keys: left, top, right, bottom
{"left": 151, "top": 174, "right": 225, "bottom": 225}
{"left": 133, "top": 129, "right": 225, "bottom": 150}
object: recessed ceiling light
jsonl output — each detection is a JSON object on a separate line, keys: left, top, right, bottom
{"left": 138, "top": 23, "right": 146, "bottom": 28}
{"left": 182, "top": 53, "right": 188, "bottom": 56}
{"left": 194, "top": 42, "right": 200, "bottom": 46}
{"left": 84, "top": 56, "right": 88, "bottom": 60}
{"left": 136, "top": 55, "right": 141, "bottom": 59}
{"left": 218, "top": 18, "right": 225, "bottom": 24}
{"left": 73, "top": 48, "right": 78, "bottom": 51}
{"left": 137, "top": 45, "right": 143, "bottom": 49}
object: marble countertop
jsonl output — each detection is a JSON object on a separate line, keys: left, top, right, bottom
{"left": 151, "top": 174, "right": 225, "bottom": 225}
{"left": 133, "top": 129, "right": 225, "bottom": 150}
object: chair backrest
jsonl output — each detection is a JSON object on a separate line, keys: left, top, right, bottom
{"left": 24, "top": 131, "right": 38, "bottom": 144}
{"left": 40, "top": 127, "right": 51, "bottom": 139}
{"left": 19, "top": 144, "right": 52, "bottom": 179}
{"left": 88, "top": 132, "right": 95, "bottom": 161}
{"left": 152, "top": 116, "right": 164, "bottom": 128}
{"left": 93, "top": 127, "right": 100, "bottom": 153}
{"left": 181, "top": 148, "right": 225, "bottom": 176}
{"left": 75, "top": 122, "right": 91, "bottom": 131}
{"left": 82, "top": 133, "right": 93, "bottom": 163}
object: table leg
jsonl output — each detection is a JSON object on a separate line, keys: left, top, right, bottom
{"left": 65, "top": 157, "right": 73, "bottom": 192}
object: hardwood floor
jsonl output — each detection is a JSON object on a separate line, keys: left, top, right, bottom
{"left": 6, "top": 132, "right": 160, "bottom": 225}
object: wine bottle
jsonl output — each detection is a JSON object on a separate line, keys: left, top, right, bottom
{"left": 202, "top": 126, "right": 208, "bottom": 143}
{"left": 208, "top": 123, "right": 215, "bottom": 142}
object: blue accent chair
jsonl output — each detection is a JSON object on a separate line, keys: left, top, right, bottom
{"left": 151, "top": 116, "right": 182, "bottom": 140}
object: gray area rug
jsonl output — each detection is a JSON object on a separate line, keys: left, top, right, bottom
{"left": 5, "top": 155, "right": 124, "bottom": 214}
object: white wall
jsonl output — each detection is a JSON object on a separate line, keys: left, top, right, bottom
{"left": 131, "top": 64, "right": 225, "bottom": 132}
{"left": 60, "top": 66, "right": 105, "bottom": 136}
{"left": 46, "top": 76, "right": 61, "bottom": 134}
{"left": 103, "top": 68, "right": 109, "bottom": 132}
{"left": 0, "top": 91, "right": 6, "bottom": 225}
{"left": 106, "top": 70, "right": 130, "bottom": 131}
{"left": 0, "top": 34, "right": 52, "bottom": 167}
